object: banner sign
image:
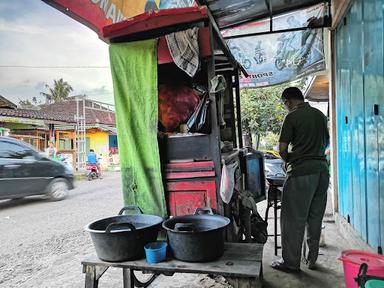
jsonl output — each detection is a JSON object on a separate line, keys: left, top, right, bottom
{"left": 223, "top": 4, "right": 326, "bottom": 88}
{"left": 43, "top": 0, "right": 195, "bottom": 35}
{"left": 44, "top": 1, "right": 324, "bottom": 88}
{"left": 42, "top": 0, "right": 161, "bottom": 34}
{"left": 159, "top": 0, "right": 195, "bottom": 9}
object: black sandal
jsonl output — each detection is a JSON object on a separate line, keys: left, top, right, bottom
{"left": 271, "top": 260, "right": 301, "bottom": 273}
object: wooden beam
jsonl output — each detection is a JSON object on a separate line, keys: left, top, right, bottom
{"left": 329, "top": 30, "right": 339, "bottom": 213}
{"left": 196, "top": 2, "right": 247, "bottom": 76}
{"left": 102, "top": 7, "right": 208, "bottom": 41}
{"left": 330, "top": 0, "right": 352, "bottom": 30}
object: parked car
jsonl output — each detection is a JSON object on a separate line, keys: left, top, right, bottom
{"left": 0, "top": 137, "right": 74, "bottom": 201}
{"left": 261, "top": 149, "right": 281, "bottom": 159}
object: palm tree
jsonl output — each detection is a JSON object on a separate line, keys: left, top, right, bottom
{"left": 40, "top": 79, "right": 73, "bottom": 103}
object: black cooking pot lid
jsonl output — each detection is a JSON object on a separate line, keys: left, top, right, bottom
{"left": 85, "top": 214, "right": 163, "bottom": 233}
{"left": 163, "top": 214, "right": 230, "bottom": 233}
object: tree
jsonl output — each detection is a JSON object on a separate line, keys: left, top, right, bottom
{"left": 18, "top": 96, "right": 40, "bottom": 108}
{"left": 40, "top": 78, "right": 73, "bottom": 103}
{"left": 240, "top": 80, "right": 305, "bottom": 148}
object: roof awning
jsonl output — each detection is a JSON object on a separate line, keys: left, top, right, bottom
{"left": 42, "top": 0, "right": 332, "bottom": 88}
{"left": 102, "top": 7, "right": 209, "bottom": 42}
{"left": 102, "top": 6, "right": 246, "bottom": 75}
{"left": 304, "top": 74, "right": 329, "bottom": 102}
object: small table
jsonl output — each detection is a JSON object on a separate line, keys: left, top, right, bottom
{"left": 82, "top": 242, "right": 263, "bottom": 288}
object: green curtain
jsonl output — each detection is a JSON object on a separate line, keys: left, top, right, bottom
{"left": 109, "top": 40, "right": 167, "bottom": 217}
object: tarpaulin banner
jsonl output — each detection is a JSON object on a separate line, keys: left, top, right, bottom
{"left": 159, "top": 0, "right": 195, "bottom": 9}
{"left": 223, "top": 4, "right": 326, "bottom": 88}
{"left": 42, "top": 0, "right": 161, "bottom": 34}
{"left": 43, "top": 0, "right": 194, "bottom": 35}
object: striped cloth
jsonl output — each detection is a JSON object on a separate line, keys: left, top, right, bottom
{"left": 165, "top": 27, "right": 200, "bottom": 77}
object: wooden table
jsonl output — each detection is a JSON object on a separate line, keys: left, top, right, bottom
{"left": 82, "top": 242, "right": 263, "bottom": 288}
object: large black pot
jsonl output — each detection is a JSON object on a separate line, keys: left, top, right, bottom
{"left": 162, "top": 208, "right": 230, "bottom": 262}
{"left": 84, "top": 206, "right": 163, "bottom": 262}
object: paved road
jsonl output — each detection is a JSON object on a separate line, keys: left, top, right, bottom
{"left": 0, "top": 172, "right": 124, "bottom": 288}
{"left": 0, "top": 172, "right": 347, "bottom": 288}
{"left": 0, "top": 172, "right": 229, "bottom": 288}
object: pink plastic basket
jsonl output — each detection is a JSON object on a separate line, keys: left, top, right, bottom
{"left": 339, "top": 250, "right": 384, "bottom": 288}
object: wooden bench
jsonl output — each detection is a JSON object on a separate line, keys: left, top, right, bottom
{"left": 82, "top": 242, "right": 263, "bottom": 288}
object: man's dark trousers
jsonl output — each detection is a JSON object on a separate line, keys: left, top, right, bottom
{"left": 280, "top": 171, "right": 329, "bottom": 269}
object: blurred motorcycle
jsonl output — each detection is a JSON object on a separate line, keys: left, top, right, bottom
{"left": 86, "top": 164, "right": 100, "bottom": 181}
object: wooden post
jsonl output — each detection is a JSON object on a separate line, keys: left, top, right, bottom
{"left": 228, "top": 75, "right": 238, "bottom": 148}
{"left": 84, "top": 265, "right": 98, "bottom": 288}
{"left": 329, "top": 29, "right": 339, "bottom": 213}
{"left": 83, "top": 265, "right": 108, "bottom": 288}
{"left": 123, "top": 268, "right": 134, "bottom": 288}
{"left": 234, "top": 70, "right": 243, "bottom": 148}
{"left": 207, "top": 22, "right": 223, "bottom": 216}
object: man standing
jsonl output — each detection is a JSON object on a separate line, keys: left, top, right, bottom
{"left": 46, "top": 141, "right": 57, "bottom": 159}
{"left": 271, "top": 87, "right": 329, "bottom": 272}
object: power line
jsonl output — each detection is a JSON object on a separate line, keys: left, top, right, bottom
{"left": 80, "top": 91, "right": 114, "bottom": 96}
{"left": 0, "top": 65, "right": 110, "bottom": 69}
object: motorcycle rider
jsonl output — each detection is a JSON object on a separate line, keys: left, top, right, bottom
{"left": 275, "top": 15, "right": 320, "bottom": 72}
{"left": 254, "top": 40, "right": 266, "bottom": 64}
{"left": 87, "top": 149, "right": 102, "bottom": 178}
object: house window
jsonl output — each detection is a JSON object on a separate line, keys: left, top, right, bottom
{"left": 59, "top": 138, "right": 73, "bottom": 150}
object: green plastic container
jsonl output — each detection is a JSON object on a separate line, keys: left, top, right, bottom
{"left": 365, "top": 280, "right": 384, "bottom": 288}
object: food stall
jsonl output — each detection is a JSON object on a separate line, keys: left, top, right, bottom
{"left": 100, "top": 6, "right": 266, "bottom": 242}
{"left": 42, "top": 1, "right": 267, "bottom": 286}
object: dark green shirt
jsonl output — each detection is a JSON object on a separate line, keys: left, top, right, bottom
{"left": 279, "top": 102, "right": 329, "bottom": 176}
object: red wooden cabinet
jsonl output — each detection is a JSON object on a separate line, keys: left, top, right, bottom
{"left": 167, "top": 181, "right": 217, "bottom": 216}
{"left": 165, "top": 161, "right": 216, "bottom": 216}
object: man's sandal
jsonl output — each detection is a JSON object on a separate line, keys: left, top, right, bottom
{"left": 271, "top": 259, "right": 301, "bottom": 273}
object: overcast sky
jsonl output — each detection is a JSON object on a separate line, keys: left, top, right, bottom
{"left": 0, "top": 1, "right": 114, "bottom": 105}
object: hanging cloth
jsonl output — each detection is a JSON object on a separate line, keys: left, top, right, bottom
{"left": 109, "top": 40, "right": 167, "bottom": 217}
{"left": 166, "top": 27, "right": 200, "bottom": 77}
{"left": 210, "top": 75, "right": 227, "bottom": 127}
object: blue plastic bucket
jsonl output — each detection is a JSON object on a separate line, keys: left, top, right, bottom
{"left": 144, "top": 242, "right": 167, "bottom": 264}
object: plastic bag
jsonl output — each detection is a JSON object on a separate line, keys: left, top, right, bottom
{"left": 186, "top": 94, "right": 211, "bottom": 133}
{"left": 220, "top": 162, "right": 238, "bottom": 204}
{"left": 158, "top": 83, "right": 200, "bottom": 132}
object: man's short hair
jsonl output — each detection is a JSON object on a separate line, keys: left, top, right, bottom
{"left": 282, "top": 87, "right": 304, "bottom": 101}
{"left": 90, "top": 149, "right": 94, "bottom": 152}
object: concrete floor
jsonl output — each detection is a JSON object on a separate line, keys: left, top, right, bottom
{"left": 259, "top": 192, "right": 348, "bottom": 288}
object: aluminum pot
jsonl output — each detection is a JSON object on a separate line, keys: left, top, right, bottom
{"left": 84, "top": 206, "right": 163, "bottom": 262}
{"left": 162, "top": 208, "right": 230, "bottom": 262}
